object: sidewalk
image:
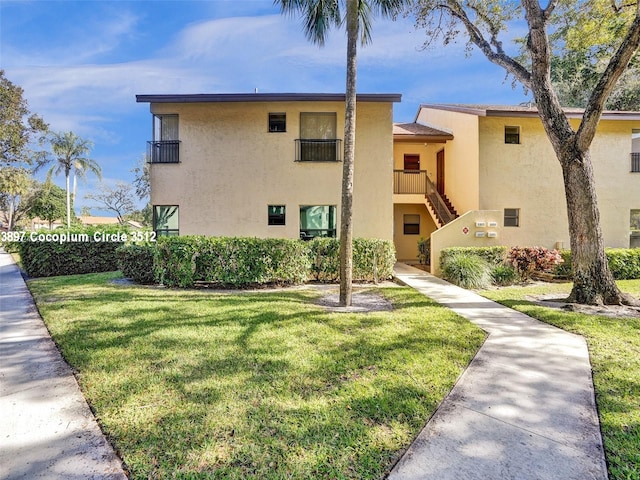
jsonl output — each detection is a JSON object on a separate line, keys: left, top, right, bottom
{"left": 389, "top": 263, "right": 608, "bottom": 480}
{"left": 0, "top": 252, "right": 127, "bottom": 479}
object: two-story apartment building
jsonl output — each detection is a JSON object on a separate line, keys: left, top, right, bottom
{"left": 392, "top": 104, "right": 640, "bottom": 272}
{"left": 137, "top": 94, "right": 640, "bottom": 275}
{"left": 136, "top": 93, "right": 401, "bottom": 242}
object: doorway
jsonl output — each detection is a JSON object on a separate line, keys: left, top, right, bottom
{"left": 436, "top": 149, "right": 445, "bottom": 195}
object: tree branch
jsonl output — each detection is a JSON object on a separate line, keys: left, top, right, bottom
{"left": 577, "top": 12, "right": 640, "bottom": 150}
{"left": 442, "top": 0, "right": 532, "bottom": 88}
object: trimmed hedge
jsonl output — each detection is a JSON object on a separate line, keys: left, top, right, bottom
{"left": 144, "top": 236, "right": 396, "bottom": 288}
{"left": 555, "top": 248, "right": 640, "bottom": 280}
{"left": 154, "top": 236, "right": 311, "bottom": 288}
{"left": 441, "top": 246, "right": 508, "bottom": 268}
{"left": 308, "top": 237, "right": 396, "bottom": 283}
{"left": 116, "top": 244, "right": 156, "bottom": 284}
{"left": 19, "top": 226, "right": 127, "bottom": 277}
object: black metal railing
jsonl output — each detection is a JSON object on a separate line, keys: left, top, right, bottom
{"left": 147, "top": 140, "right": 180, "bottom": 164}
{"left": 295, "top": 139, "right": 342, "bottom": 162}
{"left": 394, "top": 170, "right": 428, "bottom": 194}
{"left": 632, "top": 153, "right": 640, "bottom": 172}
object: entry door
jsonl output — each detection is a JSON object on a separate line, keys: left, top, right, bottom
{"left": 436, "top": 149, "right": 445, "bottom": 195}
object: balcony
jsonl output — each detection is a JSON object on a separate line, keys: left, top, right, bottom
{"left": 295, "top": 139, "right": 342, "bottom": 162}
{"left": 147, "top": 140, "right": 180, "bottom": 164}
{"left": 632, "top": 153, "right": 640, "bottom": 172}
{"left": 394, "top": 169, "right": 428, "bottom": 194}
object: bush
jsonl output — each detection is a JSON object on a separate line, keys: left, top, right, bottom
{"left": 556, "top": 248, "right": 640, "bottom": 280}
{"left": 440, "top": 246, "right": 508, "bottom": 269}
{"left": 491, "top": 264, "right": 519, "bottom": 286}
{"left": 441, "top": 252, "right": 492, "bottom": 289}
{"left": 417, "top": 237, "right": 430, "bottom": 265}
{"left": 19, "top": 226, "right": 127, "bottom": 277}
{"left": 507, "top": 246, "right": 562, "bottom": 281}
{"left": 307, "top": 237, "right": 396, "bottom": 283}
{"left": 116, "top": 244, "right": 156, "bottom": 284}
{"left": 154, "top": 236, "right": 311, "bottom": 288}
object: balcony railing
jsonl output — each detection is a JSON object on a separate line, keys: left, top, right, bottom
{"left": 394, "top": 169, "right": 428, "bottom": 194}
{"left": 147, "top": 140, "right": 180, "bottom": 164}
{"left": 295, "top": 139, "right": 342, "bottom": 162}
{"left": 632, "top": 153, "right": 640, "bottom": 172}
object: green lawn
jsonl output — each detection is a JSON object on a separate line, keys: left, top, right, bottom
{"left": 28, "top": 272, "right": 485, "bottom": 479}
{"left": 482, "top": 280, "right": 640, "bottom": 480}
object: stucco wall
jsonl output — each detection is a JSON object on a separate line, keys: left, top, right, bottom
{"left": 415, "top": 108, "right": 481, "bottom": 213}
{"left": 393, "top": 203, "right": 436, "bottom": 262}
{"left": 430, "top": 210, "right": 503, "bottom": 276}
{"left": 478, "top": 116, "right": 640, "bottom": 249}
{"left": 149, "top": 100, "right": 394, "bottom": 240}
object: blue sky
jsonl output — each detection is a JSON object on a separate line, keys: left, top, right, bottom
{"left": 1, "top": 0, "right": 531, "bottom": 214}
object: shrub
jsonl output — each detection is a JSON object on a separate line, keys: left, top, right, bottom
{"left": 441, "top": 252, "right": 492, "bottom": 289}
{"left": 116, "top": 244, "right": 156, "bottom": 284}
{"left": 417, "top": 237, "right": 430, "bottom": 265}
{"left": 307, "top": 237, "right": 396, "bottom": 283}
{"left": 552, "top": 248, "right": 640, "bottom": 280}
{"left": 18, "top": 226, "right": 127, "bottom": 277}
{"left": 491, "top": 264, "right": 519, "bottom": 286}
{"left": 507, "top": 246, "right": 562, "bottom": 281}
{"left": 440, "top": 246, "right": 508, "bottom": 269}
{"left": 154, "top": 236, "right": 311, "bottom": 288}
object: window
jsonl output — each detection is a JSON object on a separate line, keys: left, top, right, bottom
{"left": 632, "top": 209, "right": 640, "bottom": 248}
{"left": 153, "top": 205, "right": 179, "bottom": 236}
{"left": 149, "top": 114, "right": 180, "bottom": 163}
{"left": 268, "top": 205, "right": 286, "bottom": 225}
{"left": 632, "top": 129, "right": 640, "bottom": 172}
{"left": 299, "top": 205, "right": 336, "bottom": 239}
{"left": 504, "top": 208, "right": 520, "bottom": 227}
{"left": 297, "top": 112, "right": 340, "bottom": 161}
{"left": 403, "top": 214, "right": 420, "bottom": 235}
{"left": 269, "top": 113, "right": 286, "bottom": 132}
{"left": 505, "top": 126, "right": 520, "bottom": 144}
{"left": 404, "top": 154, "right": 420, "bottom": 171}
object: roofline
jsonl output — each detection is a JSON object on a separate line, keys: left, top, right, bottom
{"left": 136, "top": 93, "right": 402, "bottom": 104}
{"left": 419, "top": 103, "right": 640, "bottom": 120}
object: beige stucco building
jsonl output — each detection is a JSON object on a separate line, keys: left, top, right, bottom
{"left": 392, "top": 104, "right": 640, "bottom": 273}
{"left": 137, "top": 94, "right": 640, "bottom": 275}
{"left": 136, "top": 93, "right": 400, "bottom": 242}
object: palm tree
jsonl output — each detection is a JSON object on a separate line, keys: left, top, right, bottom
{"left": 44, "top": 131, "right": 101, "bottom": 228}
{"left": 277, "top": 0, "right": 406, "bottom": 306}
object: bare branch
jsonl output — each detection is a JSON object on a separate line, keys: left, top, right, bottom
{"left": 441, "top": 0, "right": 532, "bottom": 87}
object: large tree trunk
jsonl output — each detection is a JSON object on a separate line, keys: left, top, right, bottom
{"left": 559, "top": 147, "right": 632, "bottom": 305}
{"left": 339, "top": 0, "right": 358, "bottom": 307}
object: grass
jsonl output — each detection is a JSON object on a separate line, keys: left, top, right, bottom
{"left": 482, "top": 280, "right": 640, "bottom": 480}
{"left": 27, "top": 272, "right": 485, "bottom": 479}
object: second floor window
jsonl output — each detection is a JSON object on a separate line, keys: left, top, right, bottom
{"left": 149, "top": 114, "right": 180, "bottom": 163}
{"left": 297, "top": 112, "right": 340, "bottom": 162}
{"left": 505, "top": 126, "right": 520, "bottom": 144}
{"left": 632, "top": 129, "right": 640, "bottom": 172}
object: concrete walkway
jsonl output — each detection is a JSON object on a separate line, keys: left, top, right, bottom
{"left": 0, "top": 252, "right": 127, "bottom": 479}
{"left": 390, "top": 263, "right": 608, "bottom": 480}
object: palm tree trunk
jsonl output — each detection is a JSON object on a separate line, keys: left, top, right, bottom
{"left": 65, "top": 171, "right": 71, "bottom": 228}
{"left": 339, "top": 0, "right": 359, "bottom": 307}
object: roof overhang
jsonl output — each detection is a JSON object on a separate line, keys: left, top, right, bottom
{"left": 137, "top": 93, "right": 402, "bottom": 104}
{"left": 419, "top": 103, "right": 640, "bottom": 121}
{"left": 393, "top": 122, "right": 453, "bottom": 143}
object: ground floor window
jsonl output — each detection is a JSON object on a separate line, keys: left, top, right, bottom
{"left": 299, "top": 205, "right": 336, "bottom": 240}
{"left": 504, "top": 208, "right": 520, "bottom": 227}
{"left": 403, "top": 214, "right": 420, "bottom": 235}
{"left": 268, "top": 205, "right": 286, "bottom": 225}
{"left": 153, "top": 205, "right": 179, "bottom": 236}
{"left": 631, "top": 209, "right": 640, "bottom": 248}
